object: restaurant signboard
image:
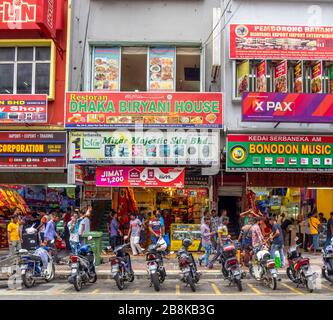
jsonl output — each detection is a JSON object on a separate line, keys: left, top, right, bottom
{"left": 227, "top": 134, "right": 333, "bottom": 172}
{"left": 230, "top": 24, "right": 333, "bottom": 60}
{"left": 242, "top": 92, "right": 333, "bottom": 123}
{"left": 0, "top": 94, "right": 47, "bottom": 123}
{"left": 68, "top": 130, "right": 219, "bottom": 166}
{"left": 0, "top": 131, "right": 66, "bottom": 168}
{"left": 65, "top": 92, "right": 223, "bottom": 129}
{"left": 96, "top": 166, "right": 185, "bottom": 188}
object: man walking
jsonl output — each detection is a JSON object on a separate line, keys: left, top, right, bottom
{"left": 128, "top": 213, "right": 144, "bottom": 255}
{"left": 148, "top": 211, "right": 163, "bottom": 245}
{"left": 109, "top": 212, "right": 123, "bottom": 250}
{"left": 199, "top": 217, "right": 215, "bottom": 267}
{"left": 268, "top": 216, "right": 285, "bottom": 268}
{"left": 210, "top": 209, "right": 219, "bottom": 251}
{"left": 44, "top": 213, "right": 61, "bottom": 263}
{"left": 7, "top": 215, "right": 21, "bottom": 255}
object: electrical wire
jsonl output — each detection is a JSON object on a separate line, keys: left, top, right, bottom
{"left": 201, "top": 0, "right": 232, "bottom": 47}
{"left": 77, "top": 0, "right": 91, "bottom": 91}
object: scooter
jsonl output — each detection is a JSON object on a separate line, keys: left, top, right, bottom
{"left": 68, "top": 238, "right": 97, "bottom": 291}
{"left": 110, "top": 242, "right": 135, "bottom": 290}
{"left": 220, "top": 240, "right": 244, "bottom": 291}
{"left": 249, "top": 243, "right": 279, "bottom": 290}
{"left": 322, "top": 238, "right": 333, "bottom": 285}
{"left": 176, "top": 238, "right": 200, "bottom": 292}
{"left": 146, "top": 237, "right": 167, "bottom": 292}
{"left": 18, "top": 244, "right": 55, "bottom": 288}
{"left": 286, "top": 241, "right": 317, "bottom": 293}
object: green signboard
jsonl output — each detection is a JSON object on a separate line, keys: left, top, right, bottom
{"left": 227, "top": 134, "right": 333, "bottom": 172}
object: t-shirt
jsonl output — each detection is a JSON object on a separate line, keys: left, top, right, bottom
{"left": 210, "top": 216, "right": 220, "bottom": 233}
{"left": 309, "top": 217, "right": 320, "bottom": 235}
{"left": 272, "top": 223, "right": 284, "bottom": 245}
{"left": 79, "top": 217, "right": 90, "bottom": 236}
{"left": 130, "top": 218, "right": 142, "bottom": 237}
{"left": 218, "top": 224, "right": 228, "bottom": 239}
{"left": 110, "top": 218, "right": 119, "bottom": 237}
{"left": 149, "top": 218, "right": 161, "bottom": 236}
{"left": 7, "top": 222, "right": 20, "bottom": 241}
{"left": 327, "top": 218, "right": 333, "bottom": 237}
{"left": 200, "top": 223, "right": 211, "bottom": 245}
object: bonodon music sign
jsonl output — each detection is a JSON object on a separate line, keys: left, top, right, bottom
{"left": 242, "top": 92, "right": 333, "bottom": 123}
{"left": 96, "top": 166, "right": 185, "bottom": 188}
{"left": 227, "top": 134, "right": 333, "bottom": 172}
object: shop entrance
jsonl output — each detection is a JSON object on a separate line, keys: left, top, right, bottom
{"left": 218, "top": 196, "right": 241, "bottom": 237}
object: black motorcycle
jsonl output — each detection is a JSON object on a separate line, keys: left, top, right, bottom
{"left": 68, "top": 244, "right": 97, "bottom": 291}
{"left": 146, "top": 239, "right": 167, "bottom": 292}
{"left": 176, "top": 238, "right": 200, "bottom": 292}
{"left": 110, "top": 243, "right": 135, "bottom": 290}
{"left": 220, "top": 240, "right": 243, "bottom": 291}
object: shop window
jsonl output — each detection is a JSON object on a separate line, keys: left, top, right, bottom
{"left": 92, "top": 46, "right": 201, "bottom": 92}
{"left": 0, "top": 46, "right": 51, "bottom": 95}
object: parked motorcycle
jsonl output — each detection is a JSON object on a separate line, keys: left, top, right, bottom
{"left": 322, "top": 238, "right": 333, "bottom": 285}
{"left": 110, "top": 242, "right": 135, "bottom": 290}
{"left": 146, "top": 237, "right": 167, "bottom": 292}
{"left": 18, "top": 245, "right": 55, "bottom": 288}
{"left": 220, "top": 240, "right": 244, "bottom": 291}
{"left": 249, "top": 244, "right": 279, "bottom": 290}
{"left": 68, "top": 241, "right": 97, "bottom": 291}
{"left": 286, "top": 242, "right": 317, "bottom": 293}
{"left": 176, "top": 238, "right": 200, "bottom": 292}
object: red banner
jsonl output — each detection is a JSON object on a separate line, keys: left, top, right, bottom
{"left": 0, "top": 94, "right": 47, "bottom": 124}
{"left": 256, "top": 60, "right": 266, "bottom": 92}
{"left": 65, "top": 91, "right": 223, "bottom": 129}
{"left": 230, "top": 24, "right": 333, "bottom": 60}
{"left": 311, "top": 61, "right": 322, "bottom": 93}
{"left": 274, "top": 60, "right": 287, "bottom": 93}
{"left": 96, "top": 166, "right": 185, "bottom": 188}
{"left": 0, "top": 131, "right": 66, "bottom": 168}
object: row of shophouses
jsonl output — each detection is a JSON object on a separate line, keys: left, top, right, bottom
{"left": 1, "top": 0, "right": 333, "bottom": 234}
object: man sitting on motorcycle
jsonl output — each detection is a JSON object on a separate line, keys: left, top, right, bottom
{"left": 207, "top": 217, "right": 230, "bottom": 269}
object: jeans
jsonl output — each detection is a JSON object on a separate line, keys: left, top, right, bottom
{"left": 64, "top": 226, "right": 71, "bottom": 251}
{"left": 70, "top": 241, "right": 80, "bottom": 255}
{"left": 208, "top": 242, "right": 221, "bottom": 267}
{"left": 312, "top": 234, "right": 319, "bottom": 250}
{"left": 270, "top": 243, "right": 285, "bottom": 267}
{"left": 200, "top": 243, "right": 212, "bottom": 266}
{"left": 9, "top": 240, "right": 21, "bottom": 255}
{"left": 324, "top": 235, "right": 332, "bottom": 248}
{"left": 110, "top": 235, "right": 119, "bottom": 250}
{"left": 150, "top": 235, "right": 159, "bottom": 245}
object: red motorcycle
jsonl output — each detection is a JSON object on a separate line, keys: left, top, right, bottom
{"left": 286, "top": 243, "right": 317, "bottom": 293}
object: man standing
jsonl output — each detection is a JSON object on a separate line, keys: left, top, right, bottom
{"left": 7, "top": 215, "right": 21, "bottom": 255}
{"left": 78, "top": 209, "right": 91, "bottom": 245}
{"left": 128, "top": 213, "right": 144, "bottom": 255}
{"left": 44, "top": 213, "right": 61, "bottom": 263}
{"left": 268, "top": 216, "right": 285, "bottom": 268}
{"left": 148, "top": 211, "right": 162, "bottom": 245}
{"left": 325, "top": 212, "right": 333, "bottom": 248}
{"left": 67, "top": 213, "right": 80, "bottom": 255}
{"left": 110, "top": 212, "right": 123, "bottom": 250}
{"left": 251, "top": 217, "right": 265, "bottom": 250}
{"left": 308, "top": 213, "right": 321, "bottom": 254}
{"left": 210, "top": 209, "right": 219, "bottom": 251}
{"left": 63, "top": 207, "right": 72, "bottom": 251}
{"left": 199, "top": 217, "right": 214, "bottom": 267}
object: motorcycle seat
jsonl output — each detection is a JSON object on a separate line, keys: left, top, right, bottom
{"left": 30, "top": 255, "right": 42, "bottom": 262}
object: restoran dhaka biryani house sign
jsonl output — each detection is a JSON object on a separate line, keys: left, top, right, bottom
{"left": 227, "top": 134, "right": 333, "bottom": 172}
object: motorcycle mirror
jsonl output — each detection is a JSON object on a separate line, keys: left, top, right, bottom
{"left": 87, "top": 235, "right": 93, "bottom": 241}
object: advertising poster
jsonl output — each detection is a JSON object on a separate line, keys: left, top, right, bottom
{"left": 68, "top": 130, "right": 219, "bottom": 166}
{"left": 274, "top": 60, "right": 287, "bottom": 93}
{"left": 256, "top": 60, "right": 267, "bottom": 92}
{"left": 230, "top": 24, "right": 333, "bottom": 60}
{"left": 93, "top": 47, "right": 120, "bottom": 91}
{"left": 0, "top": 94, "right": 47, "bottom": 124}
{"left": 0, "top": 131, "right": 67, "bottom": 168}
{"left": 148, "top": 47, "right": 175, "bottom": 91}
{"left": 311, "top": 61, "right": 322, "bottom": 93}
{"left": 330, "top": 66, "right": 333, "bottom": 94}
{"left": 236, "top": 60, "right": 249, "bottom": 97}
{"left": 96, "top": 166, "right": 185, "bottom": 188}
{"left": 294, "top": 61, "right": 303, "bottom": 93}
{"left": 65, "top": 92, "right": 223, "bottom": 128}
{"left": 242, "top": 92, "right": 333, "bottom": 123}
{"left": 227, "top": 134, "right": 333, "bottom": 172}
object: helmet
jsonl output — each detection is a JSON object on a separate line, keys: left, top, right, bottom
{"left": 182, "top": 238, "right": 192, "bottom": 248}
{"left": 156, "top": 237, "right": 167, "bottom": 251}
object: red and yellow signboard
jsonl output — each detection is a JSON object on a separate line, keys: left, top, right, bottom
{"left": 65, "top": 91, "right": 223, "bottom": 129}
{"left": 230, "top": 24, "right": 333, "bottom": 60}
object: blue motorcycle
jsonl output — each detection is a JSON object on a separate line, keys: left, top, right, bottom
{"left": 18, "top": 246, "right": 55, "bottom": 288}
{"left": 322, "top": 238, "right": 333, "bottom": 285}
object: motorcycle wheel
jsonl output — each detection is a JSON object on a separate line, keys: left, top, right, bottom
{"left": 128, "top": 272, "right": 135, "bottom": 283}
{"left": 160, "top": 268, "right": 166, "bottom": 283}
{"left": 45, "top": 263, "right": 55, "bottom": 283}
{"left": 114, "top": 274, "right": 125, "bottom": 290}
{"left": 73, "top": 275, "right": 83, "bottom": 292}
{"left": 187, "top": 274, "right": 196, "bottom": 292}
{"left": 22, "top": 268, "right": 35, "bottom": 288}
{"left": 321, "top": 267, "right": 333, "bottom": 283}
{"left": 286, "top": 267, "right": 296, "bottom": 283}
{"left": 89, "top": 272, "right": 97, "bottom": 283}
{"left": 269, "top": 277, "right": 277, "bottom": 290}
{"left": 151, "top": 273, "right": 160, "bottom": 292}
{"left": 235, "top": 278, "right": 243, "bottom": 292}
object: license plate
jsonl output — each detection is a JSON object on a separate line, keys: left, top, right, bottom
{"left": 112, "top": 266, "right": 119, "bottom": 272}
{"left": 71, "top": 263, "right": 78, "bottom": 268}
{"left": 182, "top": 268, "right": 190, "bottom": 273}
{"left": 71, "top": 269, "right": 77, "bottom": 274}
{"left": 233, "top": 270, "right": 240, "bottom": 276}
{"left": 149, "top": 265, "right": 157, "bottom": 270}
{"left": 20, "top": 264, "right": 28, "bottom": 269}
